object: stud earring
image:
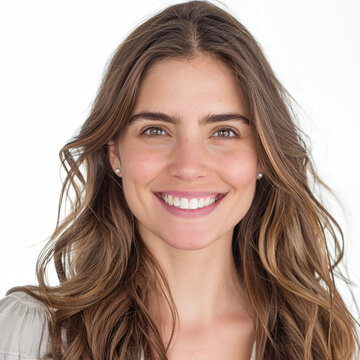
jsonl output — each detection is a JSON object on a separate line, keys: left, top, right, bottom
{"left": 257, "top": 173, "right": 263, "bottom": 180}
{"left": 115, "top": 168, "right": 121, "bottom": 175}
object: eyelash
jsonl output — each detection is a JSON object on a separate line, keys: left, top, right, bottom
{"left": 140, "top": 125, "right": 240, "bottom": 139}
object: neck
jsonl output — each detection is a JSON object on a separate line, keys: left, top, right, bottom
{"left": 143, "top": 229, "right": 252, "bottom": 335}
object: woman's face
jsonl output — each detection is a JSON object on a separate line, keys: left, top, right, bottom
{"left": 109, "top": 54, "right": 259, "bottom": 251}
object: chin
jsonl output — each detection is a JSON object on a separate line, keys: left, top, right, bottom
{"left": 137, "top": 220, "right": 232, "bottom": 252}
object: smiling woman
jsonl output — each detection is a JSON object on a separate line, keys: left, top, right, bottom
{"left": 0, "top": 1, "right": 359, "bottom": 360}
{"left": 108, "top": 55, "right": 259, "bottom": 251}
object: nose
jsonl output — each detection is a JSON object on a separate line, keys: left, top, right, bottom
{"left": 168, "top": 137, "right": 210, "bottom": 181}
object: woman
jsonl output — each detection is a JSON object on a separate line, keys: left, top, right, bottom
{"left": 0, "top": 1, "right": 358, "bottom": 359}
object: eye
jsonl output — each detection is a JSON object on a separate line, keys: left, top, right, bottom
{"left": 140, "top": 125, "right": 240, "bottom": 139}
{"left": 141, "top": 125, "right": 168, "bottom": 137}
{"left": 212, "top": 126, "right": 239, "bottom": 138}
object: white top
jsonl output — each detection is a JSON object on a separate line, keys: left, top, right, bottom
{"left": 0, "top": 291, "right": 51, "bottom": 359}
{"left": 0, "top": 291, "right": 256, "bottom": 359}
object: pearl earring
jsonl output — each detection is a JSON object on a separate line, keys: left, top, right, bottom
{"left": 257, "top": 173, "right": 263, "bottom": 179}
{"left": 115, "top": 168, "right": 121, "bottom": 175}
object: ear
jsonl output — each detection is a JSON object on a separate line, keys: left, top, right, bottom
{"left": 256, "top": 164, "right": 264, "bottom": 179}
{"left": 107, "top": 140, "right": 121, "bottom": 171}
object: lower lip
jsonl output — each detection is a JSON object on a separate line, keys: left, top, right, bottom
{"left": 154, "top": 193, "right": 226, "bottom": 218}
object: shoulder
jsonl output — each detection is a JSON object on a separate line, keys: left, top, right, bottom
{"left": 0, "top": 290, "right": 51, "bottom": 359}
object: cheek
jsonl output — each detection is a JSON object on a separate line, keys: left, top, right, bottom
{"left": 218, "top": 149, "right": 258, "bottom": 185}
{"left": 121, "top": 146, "right": 163, "bottom": 183}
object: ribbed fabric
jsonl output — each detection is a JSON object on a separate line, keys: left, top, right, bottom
{"left": 0, "top": 291, "right": 256, "bottom": 359}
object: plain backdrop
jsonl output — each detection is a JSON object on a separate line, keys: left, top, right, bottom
{"left": 2, "top": 0, "right": 359, "bottom": 324}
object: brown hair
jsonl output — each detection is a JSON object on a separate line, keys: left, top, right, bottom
{"left": 11, "top": 1, "right": 359, "bottom": 359}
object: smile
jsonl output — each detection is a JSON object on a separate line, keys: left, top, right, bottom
{"left": 160, "top": 193, "right": 219, "bottom": 210}
{"left": 154, "top": 192, "right": 227, "bottom": 218}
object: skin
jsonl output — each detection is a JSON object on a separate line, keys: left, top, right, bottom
{"left": 109, "top": 54, "right": 259, "bottom": 359}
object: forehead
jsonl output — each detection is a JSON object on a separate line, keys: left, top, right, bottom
{"left": 132, "top": 54, "right": 249, "bottom": 119}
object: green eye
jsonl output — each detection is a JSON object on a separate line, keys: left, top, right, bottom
{"left": 142, "top": 126, "right": 167, "bottom": 136}
{"left": 213, "top": 127, "right": 239, "bottom": 138}
{"left": 140, "top": 125, "right": 240, "bottom": 139}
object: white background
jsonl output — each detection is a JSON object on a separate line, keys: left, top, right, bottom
{"left": 2, "top": 0, "right": 359, "bottom": 325}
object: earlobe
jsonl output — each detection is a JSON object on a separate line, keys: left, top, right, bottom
{"left": 107, "top": 141, "right": 121, "bottom": 173}
{"left": 256, "top": 166, "right": 264, "bottom": 180}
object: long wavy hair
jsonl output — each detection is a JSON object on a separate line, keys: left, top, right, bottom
{"left": 10, "top": 1, "right": 359, "bottom": 359}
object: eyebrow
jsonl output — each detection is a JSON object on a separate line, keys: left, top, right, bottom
{"left": 128, "top": 111, "right": 250, "bottom": 125}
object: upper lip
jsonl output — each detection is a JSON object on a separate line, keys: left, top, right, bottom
{"left": 155, "top": 190, "right": 227, "bottom": 198}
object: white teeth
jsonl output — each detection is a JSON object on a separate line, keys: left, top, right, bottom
{"left": 173, "top": 197, "right": 180, "bottom": 207}
{"left": 168, "top": 194, "right": 174, "bottom": 205}
{"left": 161, "top": 194, "right": 219, "bottom": 210}
{"left": 180, "top": 198, "right": 188, "bottom": 209}
{"left": 189, "top": 198, "right": 198, "bottom": 209}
